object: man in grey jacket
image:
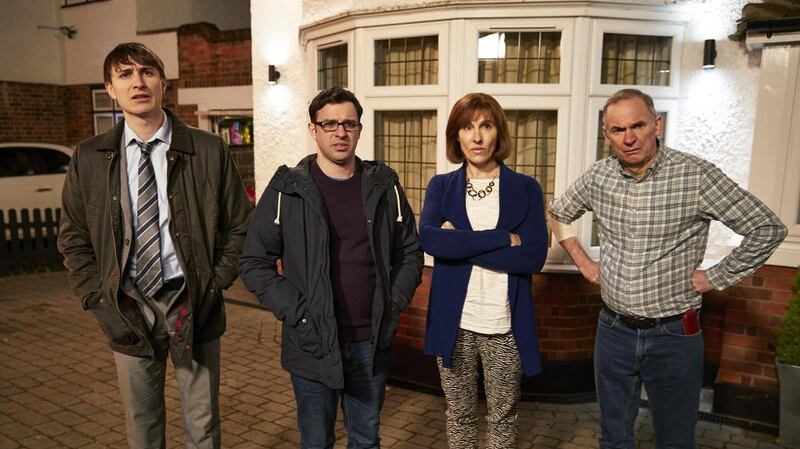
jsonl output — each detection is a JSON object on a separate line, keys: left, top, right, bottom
{"left": 239, "top": 87, "right": 423, "bottom": 448}
{"left": 59, "top": 43, "right": 251, "bottom": 449}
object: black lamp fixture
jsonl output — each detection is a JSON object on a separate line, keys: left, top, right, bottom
{"left": 268, "top": 65, "right": 281, "bottom": 84}
{"left": 703, "top": 39, "right": 716, "bottom": 69}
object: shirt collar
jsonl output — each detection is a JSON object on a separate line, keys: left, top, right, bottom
{"left": 613, "top": 138, "right": 667, "bottom": 181}
{"left": 123, "top": 109, "right": 172, "bottom": 148}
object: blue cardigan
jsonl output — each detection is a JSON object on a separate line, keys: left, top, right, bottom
{"left": 419, "top": 163, "right": 548, "bottom": 376}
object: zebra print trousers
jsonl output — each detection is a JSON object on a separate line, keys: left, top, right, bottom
{"left": 437, "top": 329, "right": 523, "bottom": 449}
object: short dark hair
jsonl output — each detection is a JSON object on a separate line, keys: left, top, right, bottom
{"left": 308, "top": 87, "right": 363, "bottom": 122}
{"left": 103, "top": 42, "right": 166, "bottom": 84}
{"left": 445, "top": 93, "right": 512, "bottom": 164}
{"left": 602, "top": 88, "right": 657, "bottom": 127}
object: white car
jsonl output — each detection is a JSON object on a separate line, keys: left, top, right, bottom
{"left": 0, "top": 142, "right": 73, "bottom": 215}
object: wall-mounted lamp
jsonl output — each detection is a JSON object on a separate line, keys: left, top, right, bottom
{"left": 268, "top": 65, "right": 281, "bottom": 84}
{"left": 703, "top": 39, "right": 716, "bottom": 69}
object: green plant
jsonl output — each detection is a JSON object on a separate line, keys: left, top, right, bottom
{"left": 777, "top": 267, "right": 800, "bottom": 366}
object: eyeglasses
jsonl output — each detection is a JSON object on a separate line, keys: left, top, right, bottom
{"left": 312, "top": 119, "right": 362, "bottom": 133}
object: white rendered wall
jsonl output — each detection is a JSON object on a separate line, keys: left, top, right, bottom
{"left": 137, "top": 0, "right": 251, "bottom": 33}
{"left": 0, "top": 0, "right": 66, "bottom": 84}
{"left": 62, "top": 0, "right": 178, "bottom": 85}
{"left": 251, "top": 0, "right": 308, "bottom": 201}
{"left": 677, "top": 0, "right": 760, "bottom": 261}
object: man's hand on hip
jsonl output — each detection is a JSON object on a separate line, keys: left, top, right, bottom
{"left": 691, "top": 270, "right": 713, "bottom": 293}
{"left": 579, "top": 259, "right": 601, "bottom": 285}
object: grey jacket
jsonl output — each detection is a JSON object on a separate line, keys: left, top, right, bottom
{"left": 238, "top": 155, "right": 423, "bottom": 389}
{"left": 58, "top": 110, "right": 252, "bottom": 363}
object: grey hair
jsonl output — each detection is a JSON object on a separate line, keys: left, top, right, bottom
{"left": 602, "top": 88, "right": 657, "bottom": 127}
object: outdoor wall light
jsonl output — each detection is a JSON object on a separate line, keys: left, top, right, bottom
{"left": 268, "top": 65, "right": 281, "bottom": 84}
{"left": 703, "top": 39, "right": 716, "bottom": 69}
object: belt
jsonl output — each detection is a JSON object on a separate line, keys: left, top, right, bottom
{"left": 602, "top": 304, "right": 683, "bottom": 330}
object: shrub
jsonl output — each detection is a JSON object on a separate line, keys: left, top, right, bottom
{"left": 777, "top": 267, "right": 800, "bottom": 366}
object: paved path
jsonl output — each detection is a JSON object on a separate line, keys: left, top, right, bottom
{"left": 0, "top": 272, "right": 792, "bottom": 448}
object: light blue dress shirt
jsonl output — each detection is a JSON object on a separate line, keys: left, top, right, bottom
{"left": 123, "top": 111, "right": 184, "bottom": 282}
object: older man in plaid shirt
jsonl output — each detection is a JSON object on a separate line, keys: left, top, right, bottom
{"left": 548, "top": 88, "right": 787, "bottom": 449}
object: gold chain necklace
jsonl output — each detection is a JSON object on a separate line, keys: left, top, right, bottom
{"left": 466, "top": 176, "right": 496, "bottom": 199}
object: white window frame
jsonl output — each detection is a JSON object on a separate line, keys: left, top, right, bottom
{"left": 93, "top": 112, "right": 122, "bottom": 135}
{"left": 464, "top": 18, "right": 575, "bottom": 96}
{"left": 305, "top": 6, "right": 690, "bottom": 270}
{"left": 92, "top": 88, "right": 115, "bottom": 111}
{"left": 362, "top": 22, "right": 450, "bottom": 98}
{"left": 306, "top": 30, "right": 354, "bottom": 93}
{"left": 360, "top": 96, "right": 450, "bottom": 173}
{"left": 495, "top": 96, "right": 572, "bottom": 262}
{"left": 363, "top": 97, "right": 449, "bottom": 267}
{"left": 748, "top": 44, "right": 800, "bottom": 267}
{"left": 589, "top": 19, "right": 685, "bottom": 99}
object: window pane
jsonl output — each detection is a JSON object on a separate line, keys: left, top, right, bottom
{"left": 601, "top": 33, "right": 672, "bottom": 86}
{"left": 0, "top": 149, "right": 30, "bottom": 177}
{"left": 478, "top": 31, "right": 561, "bottom": 84}
{"left": 39, "top": 149, "right": 71, "bottom": 174}
{"left": 374, "top": 36, "right": 438, "bottom": 86}
{"left": 318, "top": 44, "right": 348, "bottom": 90}
{"left": 505, "top": 110, "right": 557, "bottom": 207}
{"left": 94, "top": 113, "right": 115, "bottom": 135}
{"left": 92, "top": 89, "right": 114, "bottom": 111}
{"left": 374, "top": 110, "right": 437, "bottom": 219}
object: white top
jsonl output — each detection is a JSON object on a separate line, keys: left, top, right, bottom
{"left": 459, "top": 178, "right": 511, "bottom": 334}
{"left": 123, "top": 111, "right": 184, "bottom": 281}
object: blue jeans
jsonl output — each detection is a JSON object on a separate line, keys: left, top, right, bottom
{"left": 291, "top": 340, "right": 388, "bottom": 449}
{"left": 595, "top": 308, "right": 703, "bottom": 449}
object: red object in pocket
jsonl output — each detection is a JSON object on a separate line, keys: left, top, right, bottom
{"left": 682, "top": 308, "right": 700, "bottom": 335}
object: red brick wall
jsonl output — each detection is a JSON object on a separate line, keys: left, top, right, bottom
{"left": 396, "top": 264, "right": 797, "bottom": 393}
{"left": 177, "top": 22, "right": 252, "bottom": 88}
{"left": 715, "top": 265, "right": 797, "bottom": 392}
{"left": 63, "top": 85, "right": 94, "bottom": 146}
{"left": 0, "top": 81, "right": 67, "bottom": 144}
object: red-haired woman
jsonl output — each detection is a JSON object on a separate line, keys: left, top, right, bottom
{"left": 420, "top": 93, "right": 548, "bottom": 448}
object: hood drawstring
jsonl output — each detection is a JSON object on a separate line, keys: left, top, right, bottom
{"left": 393, "top": 185, "right": 403, "bottom": 223}
{"left": 273, "top": 192, "right": 282, "bottom": 225}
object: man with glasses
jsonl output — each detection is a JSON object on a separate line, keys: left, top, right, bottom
{"left": 548, "top": 88, "right": 786, "bottom": 448}
{"left": 239, "top": 87, "right": 423, "bottom": 448}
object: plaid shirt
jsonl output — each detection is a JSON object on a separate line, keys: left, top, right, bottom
{"left": 549, "top": 145, "right": 787, "bottom": 318}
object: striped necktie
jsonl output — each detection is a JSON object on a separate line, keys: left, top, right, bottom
{"left": 135, "top": 140, "right": 163, "bottom": 298}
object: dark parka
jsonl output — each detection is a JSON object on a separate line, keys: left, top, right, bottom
{"left": 58, "top": 110, "right": 252, "bottom": 364}
{"left": 238, "top": 155, "right": 423, "bottom": 389}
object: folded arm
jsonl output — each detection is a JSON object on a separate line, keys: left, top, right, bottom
{"left": 419, "top": 175, "right": 511, "bottom": 259}
{"left": 467, "top": 180, "right": 549, "bottom": 274}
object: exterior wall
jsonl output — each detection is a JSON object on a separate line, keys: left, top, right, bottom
{"left": 714, "top": 265, "right": 798, "bottom": 391}
{"left": 62, "top": 0, "right": 178, "bottom": 85}
{"left": 254, "top": 0, "right": 767, "bottom": 265}
{"left": 0, "top": 0, "right": 66, "bottom": 84}
{"left": 177, "top": 23, "right": 252, "bottom": 88}
{"left": 251, "top": 0, "right": 309, "bottom": 195}
{"left": 137, "top": 0, "right": 251, "bottom": 33}
{"left": 0, "top": 80, "right": 181, "bottom": 147}
{"left": 3, "top": 18, "right": 247, "bottom": 146}
{"left": 677, "top": 0, "right": 762, "bottom": 262}
{"left": 0, "top": 82, "right": 67, "bottom": 144}
{"left": 63, "top": 85, "right": 94, "bottom": 145}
